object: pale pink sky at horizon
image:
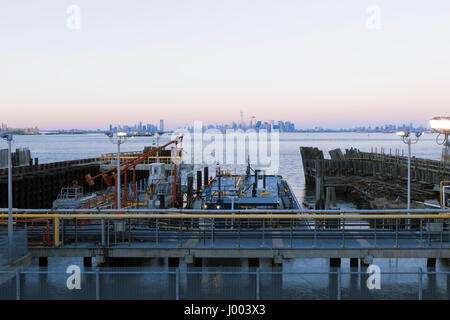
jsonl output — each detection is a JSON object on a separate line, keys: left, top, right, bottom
{"left": 1, "top": 1, "right": 449, "bottom": 130}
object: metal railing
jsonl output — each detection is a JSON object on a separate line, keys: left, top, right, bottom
{"left": 0, "top": 208, "right": 449, "bottom": 249}
{"left": 0, "top": 230, "right": 28, "bottom": 266}
{"left": 0, "top": 267, "right": 449, "bottom": 300}
{"left": 99, "top": 152, "right": 174, "bottom": 165}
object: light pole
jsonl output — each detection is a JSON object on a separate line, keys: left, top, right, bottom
{"left": 1, "top": 132, "right": 13, "bottom": 263}
{"left": 429, "top": 116, "right": 450, "bottom": 165}
{"left": 156, "top": 132, "right": 161, "bottom": 163}
{"left": 429, "top": 116, "right": 450, "bottom": 207}
{"left": 106, "top": 132, "right": 127, "bottom": 209}
{"left": 396, "top": 130, "right": 422, "bottom": 225}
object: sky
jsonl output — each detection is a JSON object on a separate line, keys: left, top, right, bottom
{"left": 1, "top": 0, "right": 449, "bottom": 130}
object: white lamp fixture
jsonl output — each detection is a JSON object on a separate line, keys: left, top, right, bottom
{"left": 429, "top": 116, "right": 449, "bottom": 193}
{"left": 429, "top": 116, "right": 450, "bottom": 133}
{"left": 429, "top": 116, "right": 450, "bottom": 207}
{"left": 429, "top": 116, "right": 450, "bottom": 148}
{"left": 396, "top": 129, "right": 422, "bottom": 228}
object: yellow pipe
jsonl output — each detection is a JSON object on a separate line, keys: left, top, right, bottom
{"left": 212, "top": 192, "right": 230, "bottom": 196}
{"left": 260, "top": 192, "right": 270, "bottom": 197}
{"left": 54, "top": 216, "right": 60, "bottom": 247}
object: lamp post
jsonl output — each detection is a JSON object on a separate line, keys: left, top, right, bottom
{"left": 429, "top": 116, "right": 450, "bottom": 207}
{"left": 106, "top": 132, "right": 127, "bottom": 209}
{"left": 1, "top": 132, "right": 13, "bottom": 263}
{"left": 156, "top": 132, "right": 161, "bottom": 163}
{"left": 396, "top": 130, "right": 422, "bottom": 226}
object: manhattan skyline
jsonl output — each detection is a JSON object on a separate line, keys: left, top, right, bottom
{"left": 1, "top": 1, "right": 449, "bottom": 129}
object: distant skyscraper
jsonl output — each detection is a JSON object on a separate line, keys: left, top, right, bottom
{"left": 240, "top": 111, "right": 244, "bottom": 127}
{"left": 250, "top": 116, "right": 256, "bottom": 128}
{"left": 160, "top": 120, "right": 164, "bottom": 132}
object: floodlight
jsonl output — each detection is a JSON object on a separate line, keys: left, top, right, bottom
{"left": 429, "top": 116, "right": 450, "bottom": 133}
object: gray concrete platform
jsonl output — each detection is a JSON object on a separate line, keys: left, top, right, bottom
{"left": 28, "top": 229, "right": 450, "bottom": 260}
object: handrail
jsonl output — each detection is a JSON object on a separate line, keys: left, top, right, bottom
{"left": 1, "top": 208, "right": 448, "bottom": 214}
{"left": 2, "top": 208, "right": 448, "bottom": 248}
